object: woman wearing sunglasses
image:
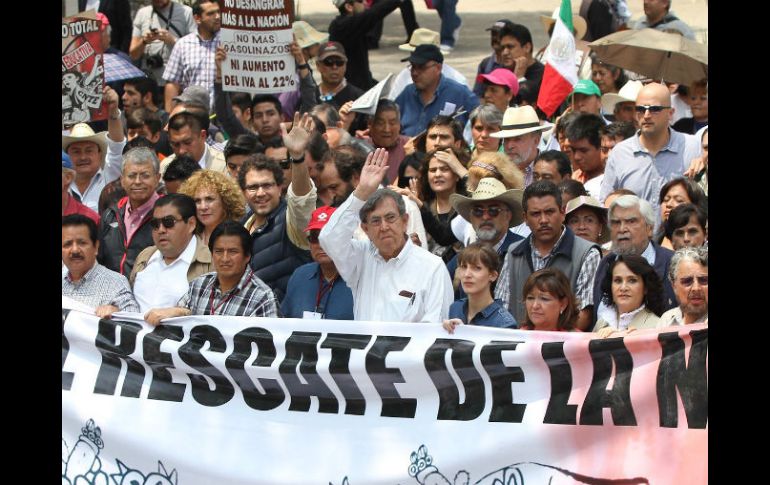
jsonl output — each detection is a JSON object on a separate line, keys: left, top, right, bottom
{"left": 179, "top": 169, "right": 246, "bottom": 245}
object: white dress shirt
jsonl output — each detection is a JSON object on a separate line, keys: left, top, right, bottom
{"left": 320, "top": 193, "right": 454, "bottom": 323}
{"left": 133, "top": 236, "right": 198, "bottom": 313}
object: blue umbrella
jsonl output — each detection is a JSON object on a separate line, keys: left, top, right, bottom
{"left": 103, "top": 53, "right": 146, "bottom": 83}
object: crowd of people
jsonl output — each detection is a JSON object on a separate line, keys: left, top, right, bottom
{"left": 63, "top": 0, "right": 708, "bottom": 337}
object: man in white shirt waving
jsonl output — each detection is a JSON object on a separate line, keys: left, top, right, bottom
{"left": 320, "top": 148, "right": 453, "bottom": 322}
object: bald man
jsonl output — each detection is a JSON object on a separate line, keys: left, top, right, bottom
{"left": 599, "top": 83, "right": 702, "bottom": 228}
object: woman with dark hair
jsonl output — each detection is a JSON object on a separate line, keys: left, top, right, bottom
{"left": 655, "top": 177, "right": 707, "bottom": 249}
{"left": 443, "top": 243, "right": 517, "bottom": 333}
{"left": 590, "top": 53, "right": 627, "bottom": 95}
{"left": 565, "top": 195, "right": 610, "bottom": 253}
{"left": 520, "top": 268, "right": 580, "bottom": 332}
{"left": 395, "top": 156, "right": 422, "bottom": 189}
{"left": 664, "top": 203, "right": 708, "bottom": 251}
{"left": 594, "top": 254, "right": 664, "bottom": 337}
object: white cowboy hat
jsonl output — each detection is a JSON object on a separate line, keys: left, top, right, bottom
{"left": 601, "top": 80, "right": 644, "bottom": 114}
{"left": 398, "top": 28, "right": 451, "bottom": 55}
{"left": 490, "top": 105, "right": 551, "bottom": 139}
{"left": 62, "top": 123, "right": 108, "bottom": 165}
{"left": 450, "top": 177, "right": 524, "bottom": 227}
{"left": 564, "top": 195, "right": 611, "bottom": 244}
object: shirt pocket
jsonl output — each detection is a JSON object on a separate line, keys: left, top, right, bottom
{"left": 384, "top": 291, "right": 422, "bottom": 323}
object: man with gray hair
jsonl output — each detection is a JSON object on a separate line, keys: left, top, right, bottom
{"left": 320, "top": 148, "right": 454, "bottom": 322}
{"left": 658, "top": 246, "right": 708, "bottom": 327}
{"left": 98, "top": 147, "right": 162, "bottom": 276}
{"left": 591, "top": 194, "right": 677, "bottom": 327}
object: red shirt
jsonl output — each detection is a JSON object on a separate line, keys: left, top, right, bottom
{"left": 64, "top": 195, "right": 100, "bottom": 226}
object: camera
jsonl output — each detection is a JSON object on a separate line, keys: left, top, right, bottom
{"left": 145, "top": 53, "right": 164, "bottom": 69}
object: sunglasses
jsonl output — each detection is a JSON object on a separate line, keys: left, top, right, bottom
{"left": 678, "top": 275, "right": 708, "bottom": 287}
{"left": 150, "top": 216, "right": 184, "bottom": 230}
{"left": 471, "top": 206, "right": 506, "bottom": 217}
{"left": 322, "top": 58, "right": 346, "bottom": 68}
{"left": 634, "top": 105, "right": 671, "bottom": 114}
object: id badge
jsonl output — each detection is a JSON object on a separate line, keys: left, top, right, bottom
{"left": 303, "top": 311, "right": 323, "bottom": 320}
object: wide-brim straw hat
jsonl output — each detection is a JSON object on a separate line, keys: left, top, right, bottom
{"left": 293, "top": 20, "right": 329, "bottom": 49}
{"left": 540, "top": 10, "right": 587, "bottom": 41}
{"left": 450, "top": 178, "right": 524, "bottom": 227}
{"left": 62, "top": 123, "right": 108, "bottom": 165}
{"left": 398, "top": 28, "right": 451, "bottom": 55}
{"left": 490, "top": 105, "right": 552, "bottom": 139}
{"left": 601, "top": 80, "right": 644, "bottom": 114}
{"left": 564, "top": 195, "right": 611, "bottom": 244}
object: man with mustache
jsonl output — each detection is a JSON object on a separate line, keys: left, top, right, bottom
{"left": 658, "top": 246, "right": 708, "bottom": 327}
{"left": 495, "top": 180, "right": 602, "bottom": 330}
{"left": 62, "top": 214, "right": 139, "bottom": 318}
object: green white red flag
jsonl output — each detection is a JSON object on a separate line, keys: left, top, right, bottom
{"left": 537, "top": 0, "right": 578, "bottom": 117}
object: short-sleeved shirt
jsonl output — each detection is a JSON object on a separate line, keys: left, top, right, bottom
{"left": 162, "top": 30, "right": 221, "bottom": 111}
{"left": 449, "top": 298, "right": 518, "bottom": 328}
{"left": 132, "top": 2, "right": 196, "bottom": 83}
{"left": 62, "top": 263, "right": 139, "bottom": 312}
{"left": 280, "top": 263, "right": 355, "bottom": 320}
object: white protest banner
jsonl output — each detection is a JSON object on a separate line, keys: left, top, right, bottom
{"left": 220, "top": 0, "right": 296, "bottom": 94}
{"left": 62, "top": 10, "right": 107, "bottom": 126}
{"left": 62, "top": 303, "right": 707, "bottom": 484}
{"left": 351, "top": 73, "right": 395, "bottom": 116}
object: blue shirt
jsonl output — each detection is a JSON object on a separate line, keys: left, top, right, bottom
{"left": 395, "top": 74, "right": 479, "bottom": 137}
{"left": 281, "top": 263, "right": 355, "bottom": 320}
{"left": 449, "top": 298, "right": 517, "bottom": 328}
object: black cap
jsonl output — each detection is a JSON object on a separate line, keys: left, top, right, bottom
{"left": 400, "top": 44, "right": 444, "bottom": 65}
{"left": 486, "top": 19, "right": 514, "bottom": 32}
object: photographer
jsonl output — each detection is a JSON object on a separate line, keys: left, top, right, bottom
{"left": 129, "top": 0, "right": 196, "bottom": 89}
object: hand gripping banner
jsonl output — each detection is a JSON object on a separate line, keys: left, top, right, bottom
{"left": 62, "top": 302, "right": 707, "bottom": 484}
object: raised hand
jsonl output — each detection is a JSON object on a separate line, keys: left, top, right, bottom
{"left": 354, "top": 147, "right": 389, "bottom": 201}
{"left": 284, "top": 112, "right": 315, "bottom": 157}
{"left": 433, "top": 149, "right": 468, "bottom": 178}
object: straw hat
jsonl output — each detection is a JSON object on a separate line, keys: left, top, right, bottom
{"left": 490, "top": 106, "right": 552, "bottom": 139}
{"left": 564, "top": 195, "right": 611, "bottom": 244}
{"left": 398, "top": 28, "right": 451, "bottom": 55}
{"left": 293, "top": 20, "right": 329, "bottom": 49}
{"left": 601, "top": 80, "right": 644, "bottom": 114}
{"left": 62, "top": 123, "right": 108, "bottom": 165}
{"left": 450, "top": 178, "right": 524, "bottom": 227}
{"left": 540, "top": 9, "right": 587, "bottom": 41}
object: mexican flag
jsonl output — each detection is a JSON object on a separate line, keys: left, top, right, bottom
{"left": 537, "top": 0, "right": 578, "bottom": 117}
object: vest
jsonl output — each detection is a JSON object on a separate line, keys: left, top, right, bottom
{"left": 505, "top": 227, "right": 600, "bottom": 323}
{"left": 246, "top": 198, "right": 312, "bottom": 303}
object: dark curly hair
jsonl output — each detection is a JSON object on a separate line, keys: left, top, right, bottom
{"left": 600, "top": 254, "right": 665, "bottom": 316}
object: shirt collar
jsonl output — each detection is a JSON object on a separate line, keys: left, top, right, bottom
{"left": 641, "top": 241, "right": 656, "bottom": 265}
{"left": 198, "top": 144, "right": 209, "bottom": 169}
{"left": 632, "top": 128, "right": 681, "bottom": 154}
{"left": 65, "top": 261, "right": 99, "bottom": 283}
{"left": 372, "top": 235, "right": 412, "bottom": 265}
{"left": 214, "top": 267, "right": 253, "bottom": 294}
{"left": 127, "top": 192, "right": 160, "bottom": 217}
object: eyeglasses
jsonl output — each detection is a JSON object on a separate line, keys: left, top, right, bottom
{"left": 366, "top": 213, "right": 400, "bottom": 227}
{"left": 245, "top": 182, "right": 277, "bottom": 193}
{"left": 321, "top": 58, "right": 346, "bottom": 68}
{"left": 409, "top": 62, "right": 438, "bottom": 72}
{"left": 678, "top": 275, "right": 708, "bottom": 287}
{"left": 471, "top": 205, "right": 507, "bottom": 218}
{"left": 634, "top": 105, "right": 671, "bottom": 114}
{"left": 150, "top": 216, "right": 184, "bottom": 230}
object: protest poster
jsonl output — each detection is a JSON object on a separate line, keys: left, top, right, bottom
{"left": 62, "top": 10, "right": 107, "bottom": 127}
{"left": 62, "top": 299, "right": 707, "bottom": 484}
{"left": 219, "top": 0, "right": 297, "bottom": 94}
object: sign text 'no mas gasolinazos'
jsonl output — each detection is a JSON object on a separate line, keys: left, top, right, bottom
{"left": 220, "top": 0, "right": 296, "bottom": 94}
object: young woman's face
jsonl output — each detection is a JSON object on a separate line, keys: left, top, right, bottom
{"left": 611, "top": 262, "right": 646, "bottom": 314}
{"left": 459, "top": 260, "right": 498, "bottom": 296}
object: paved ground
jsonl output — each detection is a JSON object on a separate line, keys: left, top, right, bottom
{"left": 295, "top": 0, "right": 707, "bottom": 85}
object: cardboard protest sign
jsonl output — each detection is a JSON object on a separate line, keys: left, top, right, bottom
{"left": 62, "top": 10, "right": 107, "bottom": 126}
{"left": 220, "top": 0, "right": 297, "bottom": 94}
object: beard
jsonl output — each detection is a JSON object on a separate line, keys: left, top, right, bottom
{"left": 476, "top": 227, "right": 501, "bottom": 243}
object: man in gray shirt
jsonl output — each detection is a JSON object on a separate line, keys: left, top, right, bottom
{"left": 633, "top": 0, "right": 696, "bottom": 40}
{"left": 599, "top": 82, "right": 701, "bottom": 228}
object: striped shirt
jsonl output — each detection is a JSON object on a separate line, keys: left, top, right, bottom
{"left": 177, "top": 270, "right": 278, "bottom": 317}
{"left": 62, "top": 263, "right": 140, "bottom": 312}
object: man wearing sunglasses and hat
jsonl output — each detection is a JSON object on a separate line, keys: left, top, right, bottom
{"left": 131, "top": 193, "right": 212, "bottom": 316}
{"left": 599, "top": 82, "right": 702, "bottom": 227}
{"left": 282, "top": 206, "right": 354, "bottom": 320}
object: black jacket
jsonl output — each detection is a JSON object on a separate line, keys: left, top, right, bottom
{"left": 97, "top": 197, "right": 156, "bottom": 276}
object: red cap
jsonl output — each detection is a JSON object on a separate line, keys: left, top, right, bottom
{"left": 305, "top": 206, "right": 336, "bottom": 232}
{"left": 96, "top": 13, "right": 110, "bottom": 31}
